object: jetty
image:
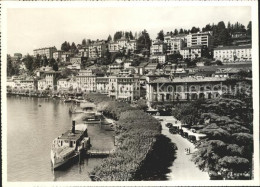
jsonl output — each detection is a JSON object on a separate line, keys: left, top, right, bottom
{"left": 86, "top": 149, "right": 113, "bottom": 157}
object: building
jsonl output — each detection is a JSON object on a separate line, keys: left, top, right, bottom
{"left": 108, "top": 62, "right": 124, "bottom": 74}
{"left": 150, "top": 40, "right": 166, "bottom": 55}
{"left": 96, "top": 76, "right": 109, "bottom": 94}
{"left": 57, "top": 78, "right": 79, "bottom": 91}
{"left": 180, "top": 45, "right": 208, "bottom": 59}
{"left": 108, "top": 41, "right": 119, "bottom": 53}
{"left": 76, "top": 69, "right": 96, "bottom": 92}
{"left": 61, "top": 52, "right": 74, "bottom": 63}
{"left": 146, "top": 76, "right": 228, "bottom": 106}
{"left": 117, "top": 37, "right": 128, "bottom": 49}
{"left": 126, "top": 40, "right": 137, "bottom": 53}
{"left": 37, "top": 71, "right": 61, "bottom": 91}
{"left": 53, "top": 50, "right": 64, "bottom": 61}
{"left": 33, "top": 46, "right": 57, "bottom": 59}
{"left": 213, "top": 45, "right": 252, "bottom": 62}
{"left": 108, "top": 75, "right": 140, "bottom": 101}
{"left": 187, "top": 31, "right": 213, "bottom": 49}
{"left": 89, "top": 41, "right": 107, "bottom": 59}
{"left": 164, "top": 37, "right": 184, "bottom": 54}
{"left": 78, "top": 46, "right": 89, "bottom": 57}
{"left": 150, "top": 54, "right": 167, "bottom": 64}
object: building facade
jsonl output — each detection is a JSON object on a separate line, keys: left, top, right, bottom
{"left": 213, "top": 45, "right": 252, "bottom": 62}
{"left": 76, "top": 69, "right": 96, "bottom": 92}
{"left": 146, "top": 76, "right": 228, "bottom": 106}
{"left": 187, "top": 31, "right": 213, "bottom": 49}
{"left": 108, "top": 75, "right": 140, "bottom": 101}
{"left": 150, "top": 40, "right": 166, "bottom": 55}
{"left": 180, "top": 45, "right": 208, "bottom": 59}
{"left": 33, "top": 47, "right": 57, "bottom": 59}
{"left": 89, "top": 42, "right": 107, "bottom": 59}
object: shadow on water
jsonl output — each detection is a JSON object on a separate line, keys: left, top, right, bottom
{"left": 132, "top": 134, "right": 177, "bottom": 181}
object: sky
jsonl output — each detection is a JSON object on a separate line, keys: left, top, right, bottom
{"left": 7, "top": 6, "right": 251, "bottom": 56}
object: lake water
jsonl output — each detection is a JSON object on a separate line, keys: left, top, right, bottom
{"left": 7, "top": 96, "right": 115, "bottom": 181}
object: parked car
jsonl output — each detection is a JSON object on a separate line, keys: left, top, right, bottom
{"left": 166, "top": 123, "right": 173, "bottom": 128}
{"left": 158, "top": 118, "right": 164, "bottom": 121}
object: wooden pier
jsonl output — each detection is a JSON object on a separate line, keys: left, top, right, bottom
{"left": 86, "top": 149, "right": 112, "bottom": 157}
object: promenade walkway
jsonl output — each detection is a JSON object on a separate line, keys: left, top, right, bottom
{"left": 154, "top": 116, "right": 209, "bottom": 180}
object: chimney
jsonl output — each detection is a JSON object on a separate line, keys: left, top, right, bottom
{"left": 72, "top": 120, "right": 75, "bottom": 134}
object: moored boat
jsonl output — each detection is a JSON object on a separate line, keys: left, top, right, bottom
{"left": 51, "top": 120, "right": 91, "bottom": 170}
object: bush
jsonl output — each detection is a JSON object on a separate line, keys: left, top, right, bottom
{"left": 87, "top": 93, "right": 161, "bottom": 181}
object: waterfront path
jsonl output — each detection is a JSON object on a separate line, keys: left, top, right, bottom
{"left": 154, "top": 116, "right": 209, "bottom": 180}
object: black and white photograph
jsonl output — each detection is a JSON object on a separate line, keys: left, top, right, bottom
{"left": 1, "top": 0, "right": 259, "bottom": 186}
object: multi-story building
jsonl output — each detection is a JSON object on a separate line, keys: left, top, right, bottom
{"left": 180, "top": 45, "right": 208, "bottom": 59}
{"left": 117, "top": 37, "right": 128, "bottom": 49}
{"left": 96, "top": 76, "right": 109, "bottom": 94}
{"left": 146, "top": 76, "right": 228, "bottom": 107}
{"left": 164, "top": 34, "right": 184, "bottom": 54}
{"left": 61, "top": 52, "right": 74, "bottom": 63}
{"left": 37, "top": 71, "right": 61, "bottom": 91}
{"left": 150, "top": 40, "right": 166, "bottom": 55}
{"left": 76, "top": 69, "right": 96, "bottom": 92}
{"left": 53, "top": 50, "right": 64, "bottom": 61}
{"left": 108, "top": 41, "right": 119, "bottom": 52}
{"left": 213, "top": 45, "right": 252, "bottom": 62}
{"left": 108, "top": 75, "right": 140, "bottom": 101}
{"left": 164, "top": 38, "right": 184, "bottom": 54}
{"left": 126, "top": 40, "right": 137, "bottom": 53}
{"left": 57, "top": 78, "right": 79, "bottom": 91}
{"left": 150, "top": 54, "right": 167, "bottom": 64}
{"left": 33, "top": 46, "right": 57, "bottom": 59}
{"left": 78, "top": 46, "right": 89, "bottom": 57}
{"left": 187, "top": 31, "right": 213, "bottom": 49}
{"left": 89, "top": 41, "right": 107, "bottom": 59}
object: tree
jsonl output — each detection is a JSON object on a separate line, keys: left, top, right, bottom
{"left": 191, "top": 27, "right": 200, "bottom": 33}
{"left": 7, "top": 55, "right": 19, "bottom": 76}
{"left": 247, "top": 21, "right": 252, "bottom": 37}
{"left": 82, "top": 39, "right": 87, "bottom": 46}
{"left": 129, "top": 31, "right": 134, "bottom": 40}
{"left": 23, "top": 54, "right": 35, "bottom": 73}
{"left": 53, "top": 62, "right": 59, "bottom": 71}
{"left": 113, "top": 31, "right": 123, "bottom": 41}
{"left": 43, "top": 56, "right": 48, "bottom": 67}
{"left": 71, "top": 42, "right": 77, "bottom": 52}
{"left": 179, "top": 28, "right": 184, "bottom": 34}
{"left": 61, "top": 41, "right": 70, "bottom": 52}
{"left": 107, "top": 35, "right": 112, "bottom": 42}
{"left": 137, "top": 29, "right": 151, "bottom": 54}
{"left": 156, "top": 30, "right": 164, "bottom": 41}
{"left": 49, "top": 58, "right": 56, "bottom": 67}
{"left": 173, "top": 29, "right": 178, "bottom": 35}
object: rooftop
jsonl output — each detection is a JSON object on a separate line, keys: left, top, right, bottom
{"left": 214, "top": 45, "right": 252, "bottom": 50}
{"left": 59, "top": 130, "right": 84, "bottom": 141}
{"left": 150, "top": 76, "right": 227, "bottom": 83}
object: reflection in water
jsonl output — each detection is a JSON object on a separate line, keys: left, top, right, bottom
{"left": 7, "top": 96, "right": 115, "bottom": 181}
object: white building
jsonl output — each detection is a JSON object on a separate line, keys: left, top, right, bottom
{"left": 33, "top": 46, "right": 57, "bottom": 59}
{"left": 108, "top": 42, "right": 119, "bottom": 52}
{"left": 180, "top": 45, "right": 207, "bottom": 59}
{"left": 187, "top": 31, "right": 213, "bottom": 49}
{"left": 150, "top": 40, "right": 166, "bottom": 55}
{"left": 108, "top": 75, "right": 140, "bottom": 101}
{"left": 150, "top": 54, "right": 166, "bottom": 64}
{"left": 213, "top": 45, "right": 252, "bottom": 62}
{"left": 164, "top": 36, "right": 184, "bottom": 54}
{"left": 89, "top": 41, "right": 107, "bottom": 59}
{"left": 76, "top": 69, "right": 96, "bottom": 92}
